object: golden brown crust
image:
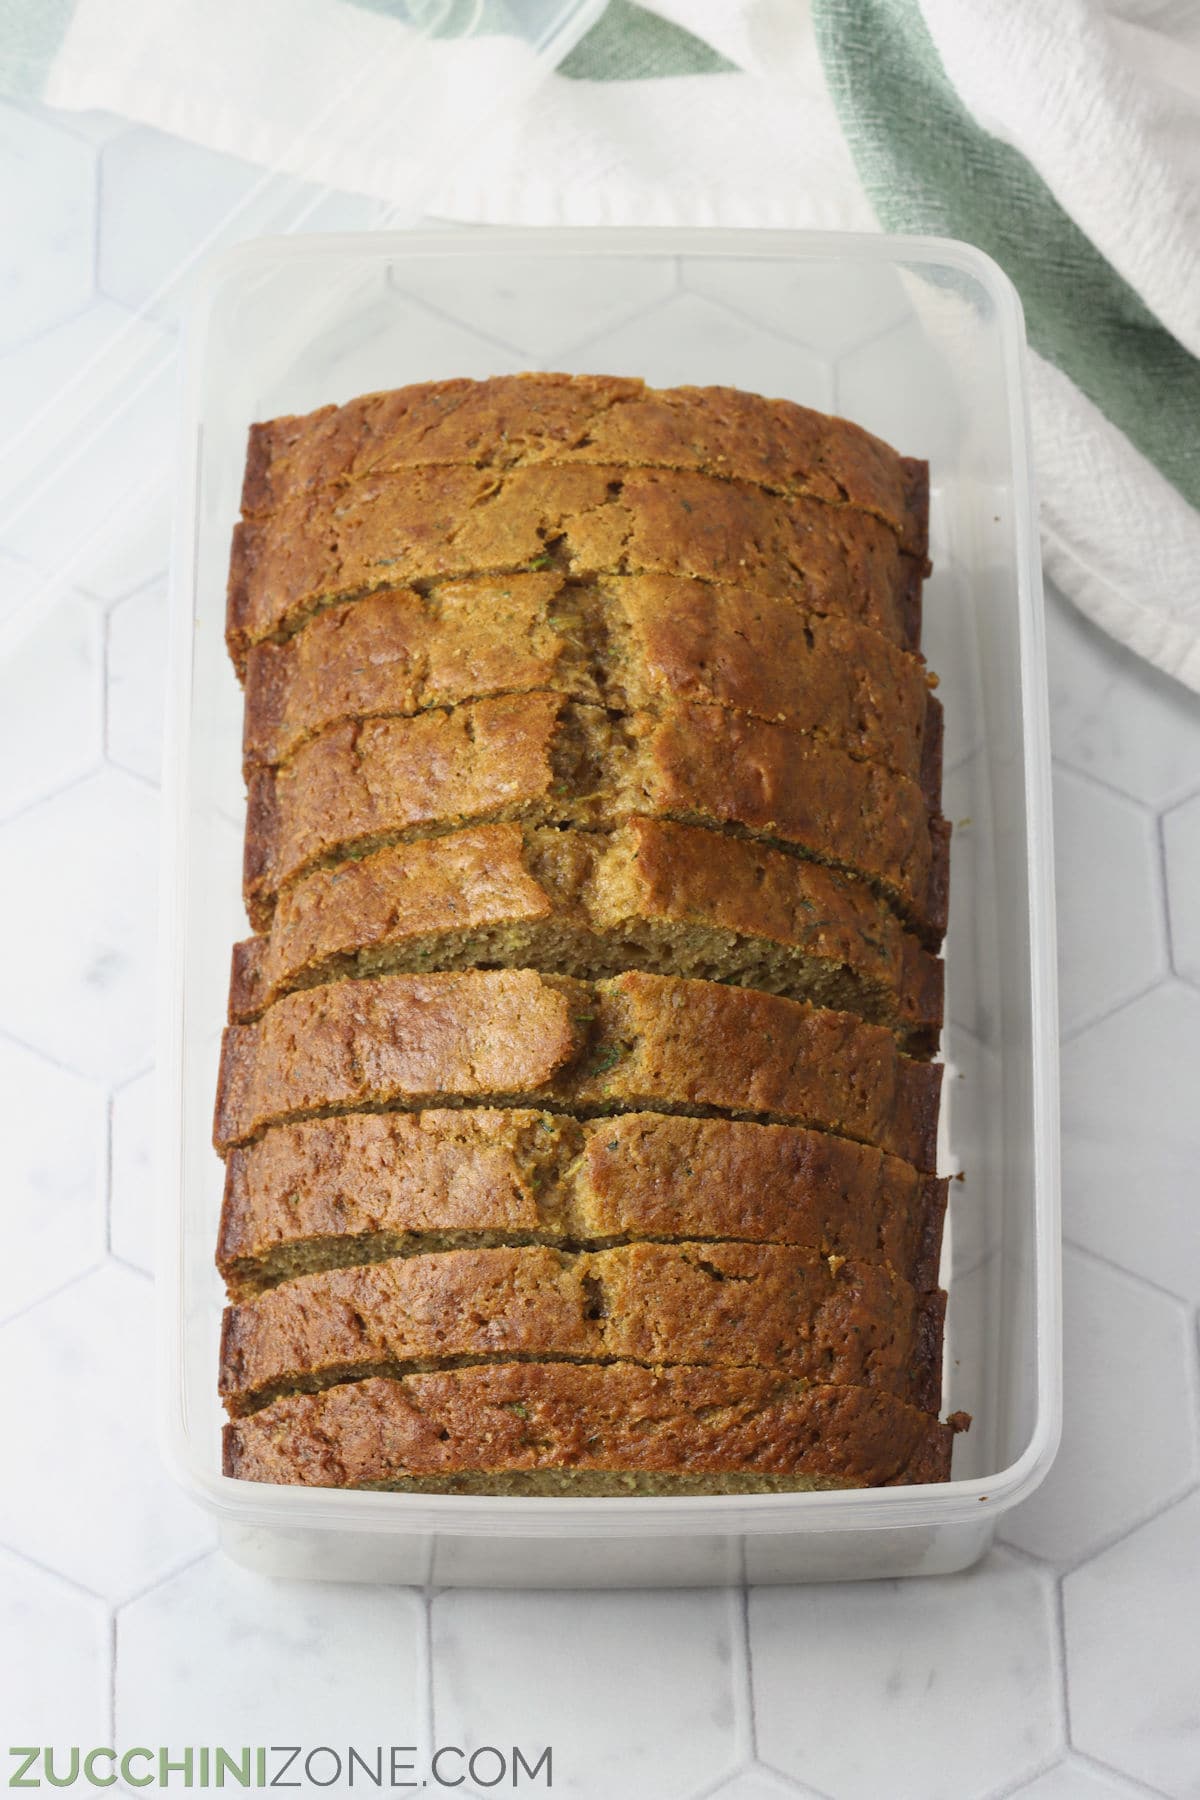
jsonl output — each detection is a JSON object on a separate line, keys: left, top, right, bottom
{"left": 217, "top": 1108, "right": 948, "bottom": 1298}
{"left": 240, "top": 572, "right": 942, "bottom": 800}
{"left": 239, "top": 374, "right": 929, "bottom": 558}
{"left": 212, "top": 968, "right": 942, "bottom": 1170}
{"left": 218, "top": 1241, "right": 946, "bottom": 1416}
{"left": 226, "top": 464, "right": 924, "bottom": 668}
{"left": 228, "top": 819, "right": 943, "bottom": 1053}
{"left": 241, "top": 694, "right": 948, "bottom": 942}
{"left": 223, "top": 1366, "right": 958, "bottom": 1490}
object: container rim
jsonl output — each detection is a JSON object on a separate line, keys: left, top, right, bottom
{"left": 157, "top": 224, "right": 1061, "bottom": 1542}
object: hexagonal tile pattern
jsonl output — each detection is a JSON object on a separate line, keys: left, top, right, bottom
{"left": 432, "top": 1589, "right": 741, "bottom": 1800}
{"left": 392, "top": 250, "right": 677, "bottom": 363}
{"left": 1046, "top": 580, "right": 1200, "bottom": 807}
{"left": 1002, "top": 1248, "right": 1197, "bottom": 1564}
{"left": 4, "top": 88, "right": 1200, "bottom": 1787}
{"left": 1009, "top": 1761, "right": 1153, "bottom": 1798}
{"left": 107, "top": 579, "right": 167, "bottom": 783}
{"left": 684, "top": 256, "right": 912, "bottom": 360}
{"left": 0, "top": 295, "right": 166, "bottom": 476}
{"left": 279, "top": 287, "right": 524, "bottom": 420}
{"left": 0, "top": 767, "right": 158, "bottom": 1082}
{"left": 110, "top": 1065, "right": 154, "bottom": 1275}
{"left": 751, "top": 1550, "right": 1060, "bottom": 1799}
{"left": 0, "top": 104, "right": 95, "bottom": 352}
{"left": 568, "top": 290, "right": 833, "bottom": 409}
{"left": 1163, "top": 793, "right": 1200, "bottom": 987}
{"left": 0, "top": 298, "right": 177, "bottom": 586}
{"left": 0, "top": 593, "right": 102, "bottom": 819}
{"left": 1053, "top": 767, "right": 1165, "bottom": 1038}
{"left": 1061, "top": 982, "right": 1200, "bottom": 1300}
{"left": 0, "top": 1547, "right": 109, "bottom": 1744}
{"left": 0, "top": 1035, "right": 105, "bottom": 1322}
{"left": 0, "top": 547, "right": 51, "bottom": 636}
{"left": 1066, "top": 1491, "right": 1200, "bottom": 1797}
{"left": 0, "top": 1264, "right": 212, "bottom": 1597}
{"left": 100, "top": 127, "right": 381, "bottom": 327}
{"left": 705, "top": 1770, "right": 813, "bottom": 1800}
{"left": 118, "top": 1557, "right": 425, "bottom": 1769}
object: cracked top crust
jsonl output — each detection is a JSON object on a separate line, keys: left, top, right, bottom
{"left": 212, "top": 967, "right": 943, "bottom": 1171}
{"left": 238, "top": 373, "right": 929, "bottom": 559}
{"left": 223, "top": 1367, "right": 960, "bottom": 1491}
{"left": 226, "top": 463, "right": 925, "bottom": 668}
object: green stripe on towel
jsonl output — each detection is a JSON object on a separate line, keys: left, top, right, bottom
{"left": 0, "top": 0, "right": 76, "bottom": 98}
{"left": 813, "top": 0, "right": 1200, "bottom": 507}
{"left": 561, "top": 0, "right": 737, "bottom": 80}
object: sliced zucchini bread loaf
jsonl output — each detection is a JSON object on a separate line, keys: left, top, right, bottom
{"left": 215, "top": 374, "right": 958, "bottom": 1494}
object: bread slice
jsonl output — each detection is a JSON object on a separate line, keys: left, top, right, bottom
{"left": 213, "top": 968, "right": 943, "bottom": 1169}
{"left": 224, "top": 1366, "right": 963, "bottom": 1491}
{"left": 218, "top": 1107, "right": 948, "bottom": 1300}
{"left": 239, "top": 373, "right": 930, "bottom": 558}
{"left": 241, "top": 571, "right": 942, "bottom": 796}
{"left": 242, "top": 694, "right": 949, "bottom": 941}
{"left": 226, "top": 464, "right": 925, "bottom": 668}
{"left": 218, "top": 1240, "right": 946, "bottom": 1416}
{"left": 229, "top": 819, "right": 943, "bottom": 1053}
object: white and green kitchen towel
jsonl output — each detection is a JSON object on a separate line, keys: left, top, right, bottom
{"left": 4, "top": 0, "right": 1199, "bottom": 688}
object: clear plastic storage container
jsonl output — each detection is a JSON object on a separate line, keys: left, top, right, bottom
{"left": 160, "top": 227, "right": 1061, "bottom": 1585}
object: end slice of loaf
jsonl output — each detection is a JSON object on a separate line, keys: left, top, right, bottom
{"left": 229, "top": 818, "right": 943, "bottom": 1052}
{"left": 226, "top": 464, "right": 924, "bottom": 668}
{"left": 213, "top": 968, "right": 943, "bottom": 1170}
{"left": 241, "top": 572, "right": 942, "bottom": 800}
{"left": 223, "top": 1366, "right": 962, "bottom": 1492}
{"left": 242, "top": 694, "right": 949, "bottom": 942}
{"left": 217, "top": 1108, "right": 948, "bottom": 1298}
{"left": 239, "top": 373, "right": 929, "bottom": 558}
{"left": 218, "top": 1241, "right": 946, "bottom": 1416}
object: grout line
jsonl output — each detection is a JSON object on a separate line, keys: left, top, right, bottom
{"left": 1049, "top": 752, "right": 1160, "bottom": 812}
{"left": 1, "top": 1538, "right": 107, "bottom": 1604}
{"left": 1155, "top": 807, "right": 1180, "bottom": 980}
{"left": 0, "top": 1259, "right": 106, "bottom": 1332}
{"left": 1051, "top": 1569, "right": 1072, "bottom": 1765}
{"left": 1069, "top": 1747, "right": 1173, "bottom": 1798}
{"left": 0, "top": 296, "right": 100, "bottom": 381}
{"left": 1058, "top": 971, "right": 1179, "bottom": 1047}
{"left": 76, "top": 564, "right": 172, "bottom": 613}
{"left": 981, "top": 1753, "right": 1064, "bottom": 1799}
{"left": 108, "top": 1250, "right": 154, "bottom": 1283}
{"left": 423, "top": 1550, "right": 437, "bottom": 1763}
{"left": 106, "top": 757, "right": 161, "bottom": 794}
{"left": 1052, "top": 1479, "right": 1200, "bottom": 1581}
{"left": 112, "top": 1546, "right": 216, "bottom": 1617}
{"left": 0, "top": 1021, "right": 104, "bottom": 1084}
{"left": 107, "top": 1607, "right": 118, "bottom": 1744}
{"left": 1060, "top": 1235, "right": 1196, "bottom": 1310}
{"left": 100, "top": 601, "right": 112, "bottom": 759}
{"left": 756, "top": 1753, "right": 837, "bottom": 1800}
{"left": 103, "top": 1087, "right": 115, "bottom": 1255}
{"left": 689, "top": 1760, "right": 753, "bottom": 1800}
{"left": 0, "top": 758, "right": 105, "bottom": 832}
{"left": 91, "top": 137, "right": 102, "bottom": 300}
{"left": 736, "top": 1560, "right": 758, "bottom": 1767}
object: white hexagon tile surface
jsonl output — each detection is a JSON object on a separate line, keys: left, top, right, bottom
{"left": 0, "top": 93, "right": 1198, "bottom": 1800}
